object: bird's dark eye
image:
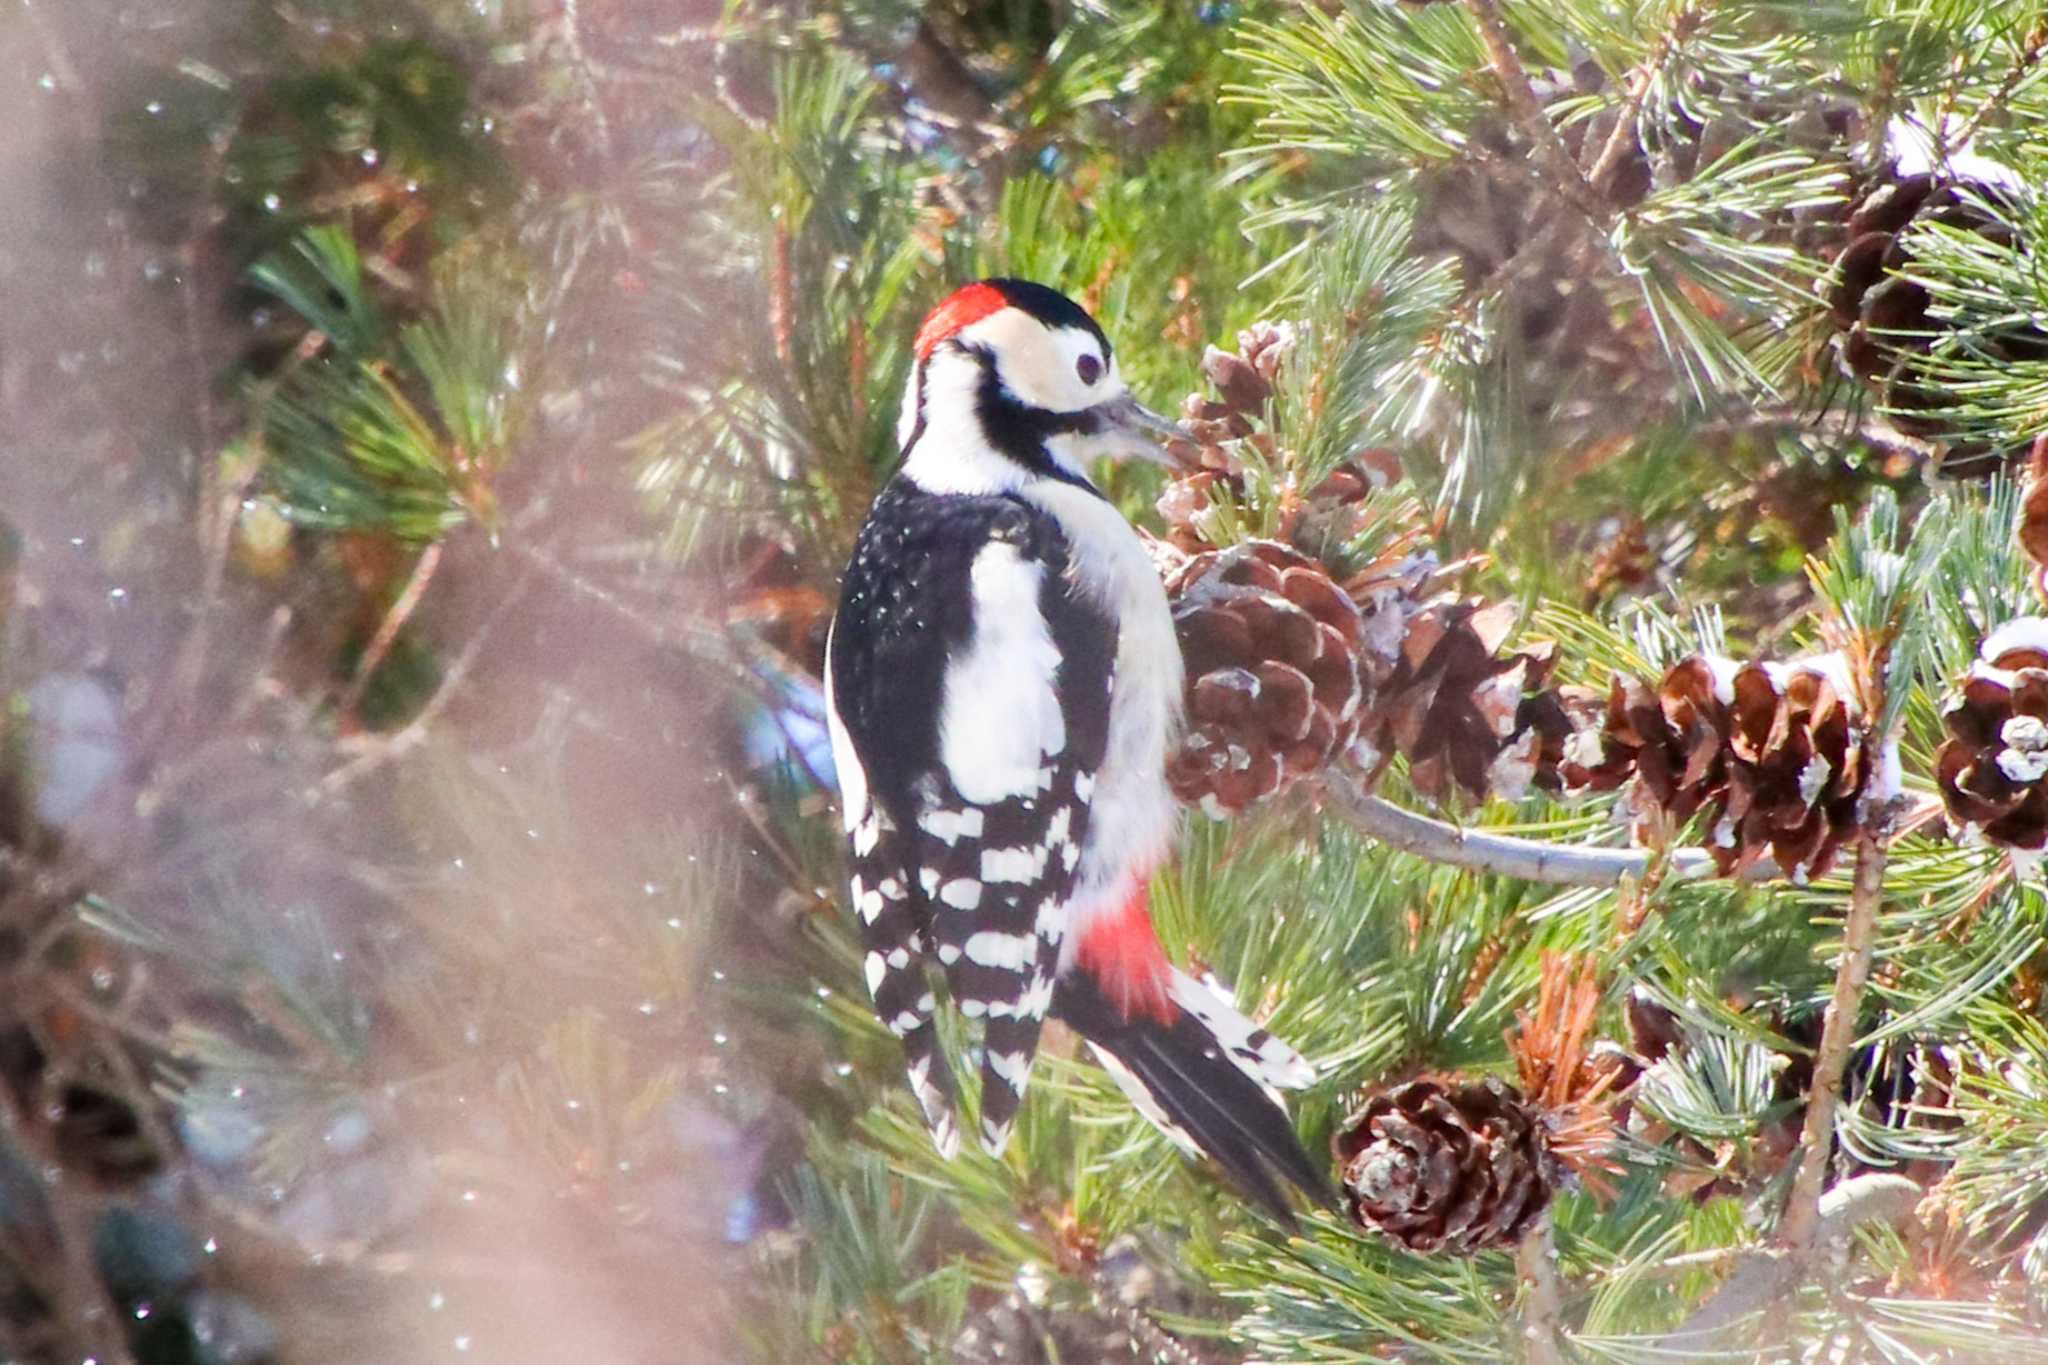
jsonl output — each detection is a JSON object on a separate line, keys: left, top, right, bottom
{"left": 1076, "top": 353, "right": 1103, "bottom": 386}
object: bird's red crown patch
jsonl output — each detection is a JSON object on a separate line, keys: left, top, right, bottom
{"left": 914, "top": 281, "right": 1010, "bottom": 361}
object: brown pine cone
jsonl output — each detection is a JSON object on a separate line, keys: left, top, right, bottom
{"left": 1499, "top": 687, "right": 1583, "bottom": 798}
{"left": 2021, "top": 434, "right": 2048, "bottom": 590}
{"left": 1201, "top": 344, "right": 1272, "bottom": 415}
{"left": 1159, "top": 317, "right": 1409, "bottom": 558}
{"left": 1235, "top": 320, "right": 1299, "bottom": 389}
{"left": 1559, "top": 655, "right": 1736, "bottom": 828}
{"left": 1333, "top": 1077, "right": 1556, "bottom": 1256}
{"left": 1560, "top": 653, "right": 1892, "bottom": 880}
{"left": 1718, "top": 656, "right": 1875, "bottom": 881}
{"left": 1163, "top": 541, "right": 1372, "bottom": 817}
{"left": 1624, "top": 988, "right": 1683, "bottom": 1064}
{"left": 1825, "top": 161, "right": 2039, "bottom": 464}
{"left": 1936, "top": 620, "right": 2048, "bottom": 855}
{"left": 1187, "top": 320, "right": 1297, "bottom": 426}
{"left": 1363, "top": 600, "right": 1560, "bottom": 804}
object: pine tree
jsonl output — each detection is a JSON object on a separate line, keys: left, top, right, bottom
{"left": 10, "top": 1, "right": 2048, "bottom": 1362}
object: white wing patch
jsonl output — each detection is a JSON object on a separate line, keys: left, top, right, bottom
{"left": 1168, "top": 969, "right": 1314, "bottom": 1092}
{"left": 939, "top": 541, "right": 1067, "bottom": 803}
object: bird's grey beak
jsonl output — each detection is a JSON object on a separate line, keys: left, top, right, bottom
{"left": 1096, "top": 393, "right": 1183, "bottom": 465}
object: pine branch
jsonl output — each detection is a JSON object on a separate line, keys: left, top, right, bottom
{"left": 315, "top": 557, "right": 536, "bottom": 795}
{"left": 1584, "top": 2, "right": 1714, "bottom": 198}
{"left": 1778, "top": 828, "right": 1890, "bottom": 1248}
{"left": 1459, "top": 0, "right": 1607, "bottom": 227}
{"left": 1515, "top": 1218, "right": 1567, "bottom": 1365}
{"left": 1321, "top": 774, "right": 1718, "bottom": 885}
{"left": 1647, "top": 1173, "right": 1922, "bottom": 1352}
{"left": 336, "top": 538, "right": 444, "bottom": 727}
{"left": 1949, "top": 12, "right": 2048, "bottom": 155}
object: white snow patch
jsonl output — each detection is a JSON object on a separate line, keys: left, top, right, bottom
{"left": 1981, "top": 617, "right": 2048, "bottom": 664}
{"left": 1888, "top": 113, "right": 2026, "bottom": 192}
{"left": 1798, "top": 754, "right": 1833, "bottom": 808}
{"left": 1999, "top": 745, "right": 2048, "bottom": 784}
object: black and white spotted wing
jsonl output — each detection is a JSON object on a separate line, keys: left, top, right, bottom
{"left": 826, "top": 478, "right": 1115, "bottom": 1156}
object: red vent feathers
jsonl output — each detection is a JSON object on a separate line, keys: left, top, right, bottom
{"left": 914, "top": 282, "right": 1010, "bottom": 360}
{"left": 1075, "top": 887, "right": 1175, "bottom": 1025}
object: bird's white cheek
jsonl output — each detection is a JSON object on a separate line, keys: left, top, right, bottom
{"left": 997, "top": 352, "right": 1087, "bottom": 412}
{"left": 977, "top": 316, "right": 1103, "bottom": 412}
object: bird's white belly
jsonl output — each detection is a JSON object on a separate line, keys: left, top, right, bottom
{"left": 1023, "top": 482, "right": 1184, "bottom": 945}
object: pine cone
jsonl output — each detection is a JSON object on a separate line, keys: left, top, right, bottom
{"left": 1560, "top": 653, "right": 1890, "bottom": 880}
{"left": 1363, "top": 600, "right": 1560, "bottom": 804}
{"left": 1583, "top": 517, "right": 1654, "bottom": 603}
{"left": 1936, "top": 619, "right": 2048, "bottom": 855}
{"left": 1163, "top": 541, "right": 1372, "bottom": 817}
{"left": 1561, "top": 656, "right": 1733, "bottom": 824}
{"left": 1825, "top": 162, "right": 2042, "bottom": 464}
{"left": 1718, "top": 655, "right": 1875, "bottom": 881}
{"left": 1157, "top": 317, "right": 1398, "bottom": 558}
{"left": 1624, "top": 988, "right": 1683, "bottom": 1064}
{"left": 2020, "top": 434, "right": 2048, "bottom": 591}
{"left": 1333, "top": 1077, "right": 1555, "bottom": 1256}
{"left": 1158, "top": 322, "right": 1566, "bottom": 814}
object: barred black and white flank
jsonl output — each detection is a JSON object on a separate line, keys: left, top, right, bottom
{"left": 823, "top": 279, "right": 1329, "bottom": 1218}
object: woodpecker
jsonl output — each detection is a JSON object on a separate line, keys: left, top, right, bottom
{"left": 823, "top": 279, "right": 1329, "bottom": 1218}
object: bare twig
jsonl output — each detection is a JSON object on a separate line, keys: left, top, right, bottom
{"left": 336, "top": 538, "right": 445, "bottom": 726}
{"left": 1779, "top": 827, "right": 1890, "bottom": 1247}
{"left": 1584, "top": 3, "right": 1714, "bottom": 197}
{"left": 1321, "top": 773, "right": 1718, "bottom": 885}
{"left": 1949, "top": 14, "right": 2048, "bottom": 156}
{"left": 1460, "top": 0, "right": 1609, "bottom": 227}
{"left": 1516, "top": 1218, "right": 1569, "bottom": 1365}
{"left": 1647, "top": 1173, "right": 1922, "bottom": 1352}
{"left": 316, "top": 562, "right": 535, "bottom": 795}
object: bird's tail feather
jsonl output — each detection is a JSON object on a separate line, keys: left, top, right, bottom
{"left": 1056, "top": 968, "right": 1330, "bottom": 1221}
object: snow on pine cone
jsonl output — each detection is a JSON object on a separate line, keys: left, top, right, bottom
{"left": 1560, "top": 652, "right": 1896, "bottom": 882}
{"left": 1333, "top": 1077, "right": 1556, "bottom": 1256}
{"left": 1161, "top": 540, "right": 1381, "bottom": 818}
{"left": 1718, "top": 654, "right": 1895, "bottom": 881}
{"left": 1936, "top": 619, "right": 2048, "bottom": 860}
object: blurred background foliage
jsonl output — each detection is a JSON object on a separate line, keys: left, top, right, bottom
{"left": 8, "top": 0, "right": 2048, "bottom": 1361}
